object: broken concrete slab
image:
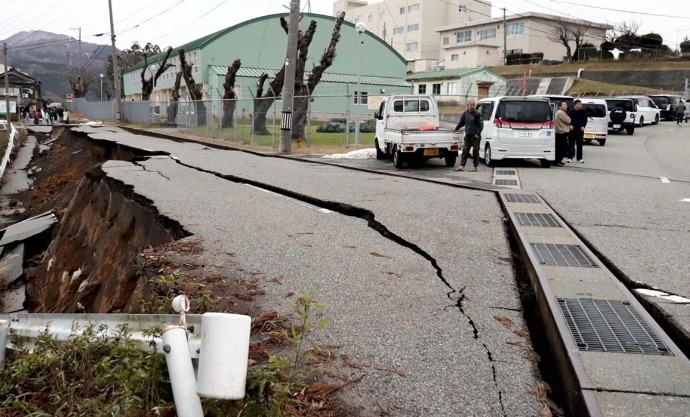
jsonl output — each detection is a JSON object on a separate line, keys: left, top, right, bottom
{"left": 0, "top": 211, "right": 57, "bottom": 247}
{"left": 0, "top": 136, "right": 37, "bottom": 195}
{"left": 0, "top": 243, "right": 24, "bottom": 286}
{"left": 2, "top": 285, "right": 26, "bottom": 313}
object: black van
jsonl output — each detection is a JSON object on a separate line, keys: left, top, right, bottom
{"left": 648, "top": 95, "right": 685, "bottom": 121}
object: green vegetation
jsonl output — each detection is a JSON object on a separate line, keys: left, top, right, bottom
{"left": 490, "top": 60, "right": 690, "bottom": 77}
{"left": 566, "top": 78, "right": 662, "bottom": 96}
{"left": 0, "top": 130, "right": 8, "bottom": 162}
{"left": 0, "top": 293, "right": 336, "bottom": 416}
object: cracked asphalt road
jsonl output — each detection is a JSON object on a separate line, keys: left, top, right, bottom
{"left": 75, "top": 125, "right": 542, "bottom": 416}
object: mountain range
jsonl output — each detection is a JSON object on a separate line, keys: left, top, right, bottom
{"left": 1, "top": 30, "right": 114, "bottom": 102}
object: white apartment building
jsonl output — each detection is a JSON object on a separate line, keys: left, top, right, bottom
{"left": 436, "top": 12, "right": 609, "bottom": 69}
{"left": 333, "top": 0, "right": 492, "bottom": 72}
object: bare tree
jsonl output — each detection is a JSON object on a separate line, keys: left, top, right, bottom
{"left": 141, "top": 47, "right": 174, "bottom": 100}
{"left": 292, "top": 12, "right": 346, "bottom": 140}
{"left": 178, "top": 48, "right": 207, "bottom": 125}
{"left": 67, "top": 73, "right": 96, "bottom": 98}
{"left": 548, "top": 18, "right": 574, "bottom": 62}
{"left": 251, "top": 13, "right": 345, "bottom": 138}
{"left": 570, "top": 24, "right": 590, "bottom": 62}
{"left": 221, "top": 59, "right": 241, "bottom": 128}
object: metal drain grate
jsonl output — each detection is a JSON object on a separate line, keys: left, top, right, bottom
{"left": 516, "top": 212, "right": 561, "bottom": 228}
{"left": 495, "top": 179, "right": 518, "bottom": 186}
{"left": 557, "top": 298, "right": 672, "bottom": 355}
{"left": 505, "top": 193, "right": 539, "bottom": 203}
{"left": 496, "top": 170, "right": 516, "bottom": 176}
{"left": 530, "top": 243, "right": 598, "bottom": 267}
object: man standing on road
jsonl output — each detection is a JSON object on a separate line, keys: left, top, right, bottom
{"left": 567, "top": 99, "right": 587, "bottom": 163}
{"left": 453, "top": 99, "right": 484, "bottom": 172}
{"left": 554, "top": 101, "right": 572, "bottom": 166}
{"left": 675, "top": 101, "right": 686, "bottom": 126}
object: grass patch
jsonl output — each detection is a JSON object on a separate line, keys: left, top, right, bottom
{"left": 566, "top": 78, "right": 662, "bottom": 96}
{"left": 490, "top": 59, "right": 690, "bottom": 77}
{"left": 0, "top": 130, "right": 8, "bottom": 163}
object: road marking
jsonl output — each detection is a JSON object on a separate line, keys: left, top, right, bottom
{"left": 658, "top": 129, "right": 674, "bottom": 134}
{"left": 636, "top": 288, "right": 690, "bottom": 303}
{"left": 660, "top": 177, "right": 670, "bottom": 183}
{"left": 680, "top": 198, "right": 690, "bottom": 203}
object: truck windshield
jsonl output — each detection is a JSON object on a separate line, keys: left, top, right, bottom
{"left": 582, "top": 104, "right": 607, "bottom": 118}
{"left": 497, "top": 100, "right": 552, "bottom": 123}
{"left": 393, "top": 100, "right": 430, "bottom": 113}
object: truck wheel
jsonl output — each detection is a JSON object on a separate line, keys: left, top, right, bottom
{"left": 393, "top": 149, "right": 404, "bottom": 168}
{"left": 375, "top": 139, "right": 385, "bottom": 160}
{"left": 485, "top": 144, "right": 495, "bottom": 167}
{"left": 598, "top": 139, "right": 606, "bottom": 146}
{"left": 445, "top": 153, "right": 457, "bottom": 167}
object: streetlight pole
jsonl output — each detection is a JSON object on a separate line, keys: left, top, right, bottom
{"left": 100, "top": 73, "right": 104, "bottom": 101}
{"left": 355, "top": 22, "right": 366, "bottom": 145}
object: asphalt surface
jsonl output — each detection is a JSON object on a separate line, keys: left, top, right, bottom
{"left": 73, "top": 125, "right": 542, "bottom": 416}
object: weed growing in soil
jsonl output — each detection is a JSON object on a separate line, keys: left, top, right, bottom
{"left": 0, "top": 293, "right": 341, "bottom": 416}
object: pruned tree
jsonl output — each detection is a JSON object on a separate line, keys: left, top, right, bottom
{"left": 221, "top": 59, "right": 242, "bottom": 128}
{"left": 178, "top": 48, "right": 207, "bottom": 126}
{"left": 681, "top": 36, "right": 690, "bottom": 54}
{"left": 67, "top": 73, "right": 95, "bottom": 98}
{"left": 607, "top": 21, "right": 641, "bottom": 54}
{"left": 548, "top": 18, "right": 589, "bottom": 62}
{"left": 141, "top": 47, "right": 174, "bottom": 100}
{"left": 168, "top": 71, "right": 183, "bottom": 124}
{"left": 252, "top": 12, "right": 346, "bottom": 138}
{"left": 107, "top": 41, "right": 165, "bottom": 99}
{"left": 292, "top": 12, "right": 346, "bottom": 140}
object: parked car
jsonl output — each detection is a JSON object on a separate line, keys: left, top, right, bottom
{"left": 615, "top": 95, "right": 660, "bottom": 126}
{"left": 530, "top": 94, "right": 575, "bottom": 115}
{"left": 474, "top": 96, "right": 555, "bottom": 167}
{"left": 48, "top": 102, "right": 64, "bottom": 110}
{"left": 579, "top": 98, "right": 608, "bottom": 146}
{"left": 648, "top": 95, "right": 685, "bottom": 121}
{"left": 603, "top": 98, "right": 636, "bottom": 135}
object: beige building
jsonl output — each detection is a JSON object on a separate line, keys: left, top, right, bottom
{"left": 436, "top": 12, "right": 610, "bottom": 69}
{"left": 333, "top": 0, "right": 491, "bottom": 72}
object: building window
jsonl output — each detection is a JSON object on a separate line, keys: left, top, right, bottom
{"left": 407, "top": 23, "right": 419, "bottom": 32}
{"left": 399, "top": 7, "right": 404, "bottom": 14}
{"left": 443, "top": 37, "right": 449, "bottom": 46}
{"left": 432, "top": 84, "right": 441, "bottom": 95}
{"left": 354, "top": 91, "right": 368, "bottom": 105}
{"left": 507, "top": 22, "right": 524, "bottom": 36}
{"left": 418, "top": 84, "right": 426, "bottom": 94}
{"left": 447, "top": 83, "right": 456, "bottom": 95}
{"left": 379, "top": 11, "right": 385, "bottom": 20}
{"left": 393, "top": 26, "right": 404, "bottom": 35}
{"left": 406, "top": 42, "right": 419, "bottom": 51}
{"left": 408, "top": 3, "right": 420, "bottom": 12}
{"left": 480, "top": 28, "right": 496, "bottom": 40}
{"left": 456, "top": 30, "right": 471, "bottom": 43}
{"left": 451, "top": 54, "right": 459, "bottom": 61}
{"left": 507, "top": 48, "right": 523, "bottom": 55}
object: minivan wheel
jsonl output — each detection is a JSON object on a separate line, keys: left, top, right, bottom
{"left": 541, "top": 159, "right": 552, "bottom": 168}
{"left": 653, "top": 114, "right": 659, "bottom": 125}
{"left": 598, "top": 139, "right": 606, "bottom": 146}
{"left": 639, "top": 116, "right": 644, "bottom": 126}
{"left": 485, "top": 145, "right": 495, "bottom": 167}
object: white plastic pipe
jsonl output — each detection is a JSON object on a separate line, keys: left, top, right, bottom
{"left": 196, "top": 313, "right": 251, "bottom": 399}
{"left": 161, "top": 325, "right": 204, "bottom": 417}
{"left": 0, "top": 320, "right": 8, "bottom": 369}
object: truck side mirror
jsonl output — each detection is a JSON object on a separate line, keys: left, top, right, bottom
{"left": 374, "top": 111, "right": 380, "bottom": 119}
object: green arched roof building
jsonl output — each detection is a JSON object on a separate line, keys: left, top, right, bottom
{"left": 123, "top": 12, "right": 411, "bottom": 113}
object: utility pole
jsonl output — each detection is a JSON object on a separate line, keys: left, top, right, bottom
{"left": 279, "top": 0, "right": 300, "bottom": 153}
{"left": 3, "top": 43, "right": 10, "bottom": 123}
{"left": 503, "top": 8, "right": 507, "bottom": 65}
{"left": 108, "top": 0, "right": 121, "bottom": 123}
{"left": 70, "top": 27, "right": 82, "bottom": 92}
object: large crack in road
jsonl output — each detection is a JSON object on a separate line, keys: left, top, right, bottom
{"left": 146, "top": 156, "right": 510, "bottom": 416}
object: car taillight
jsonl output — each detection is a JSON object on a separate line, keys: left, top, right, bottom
{"left": 404, "top": 146, "right": 414, "bottom": 152}
{"left": 494, "top": 118, "right": 507, "bottom": 128}
{"left": 450, "top": 144, "right": 459, "bottom": 151}
{"left": 543, "top": 121, "right": 554, "bottom": 129}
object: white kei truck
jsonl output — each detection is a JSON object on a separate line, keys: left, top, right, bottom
{"left": 373, "top": 95, "right": 462, "bottom": 168}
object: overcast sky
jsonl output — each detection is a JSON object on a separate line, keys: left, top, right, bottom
{"left": 2, "top": 0, "right": 690, "bottom": 52}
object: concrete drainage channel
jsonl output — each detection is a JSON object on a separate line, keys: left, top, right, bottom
{"left": 495, "top": 182, "right": 690, "bottom": 416}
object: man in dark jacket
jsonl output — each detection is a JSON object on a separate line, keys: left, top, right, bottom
{"left": 453, "top": 99, "right": 484, "bottom": 172}
{"left": 567, "top": 99, "right": 587, "bottom": 163}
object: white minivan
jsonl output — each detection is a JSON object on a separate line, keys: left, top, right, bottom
{"left": 474, "top": 96, "right": 555, "bottom": 167}
{"left": 579, "top": 98, "right": 609, "bottom": 146}
{"left": 615, "top": 95, "right": 660, "bottom": 126}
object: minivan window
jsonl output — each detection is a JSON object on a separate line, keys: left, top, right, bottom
{"left": 582, "top": 103, "right": 606, "bottom": 118}
{"left": 477, "top": 102, "right": 494, "bottom": 121}
{"left": 497, "top": 100, "right": 552, "bottom": 123}
{"left": 393, "top": 99, "right": 430, "bottom": 113}
{"left": 650, "top": 96, "right": 669, "bottom": 106}
{"left": 605, "top": 100, "right": 634, "bottom": 111}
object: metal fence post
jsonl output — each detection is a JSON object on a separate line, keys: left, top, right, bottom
{"left": 306, "top": 85, "right": 312, "bottom": 147}
{"left": 162, "top": 326, "right": 204, "bottom": 417}
{"left": 0, "top": 320, "right": 8, "bottom": 369}
{"left": 345, "top": 84, "right": 351, "bottom": 148}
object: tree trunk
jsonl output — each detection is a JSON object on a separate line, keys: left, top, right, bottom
{"left": 168, "top": 71, "right": 183, "bottom": 124}
{"left": 221, "top": 59, "right": 241, "bottom": 128}
{"left": 252, "top": 97, "right": 274, "bottom": 135}
{"left": 179, "top": 48, "right": 206, "bottom": 126}
{"left": 142, "top": 48, "right": 173, "bottom": 100}
{"left": 291, "top": 87, "right": 309, "bottom": 140}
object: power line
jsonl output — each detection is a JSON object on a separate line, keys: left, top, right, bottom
{"left": 117, "top": 0, "right": 190, "bottom": 37}
{"left": 147, "top": 0, "right": 229, "bottom": 43}
{"left": 549, "top": 0, "right": 690, "bottom": 19}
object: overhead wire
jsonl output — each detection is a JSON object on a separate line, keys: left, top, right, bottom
{"left": 117, "top": 0, "right": 190, "bottom": 36}
{"left": 147, "top": 0, "right": 229, "bottom": 43}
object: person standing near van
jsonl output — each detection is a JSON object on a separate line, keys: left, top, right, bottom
{"left": 554, "top": 101, "right": 572, "bottom": 166}
{"left": 453, "top": 99, "right": 484, "bottom": 172}
{"left": 675, "top": 101, "right": 686, "bottom": 126}
{"left": 567, "top": 100, "right": 587, "bottom": 163}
